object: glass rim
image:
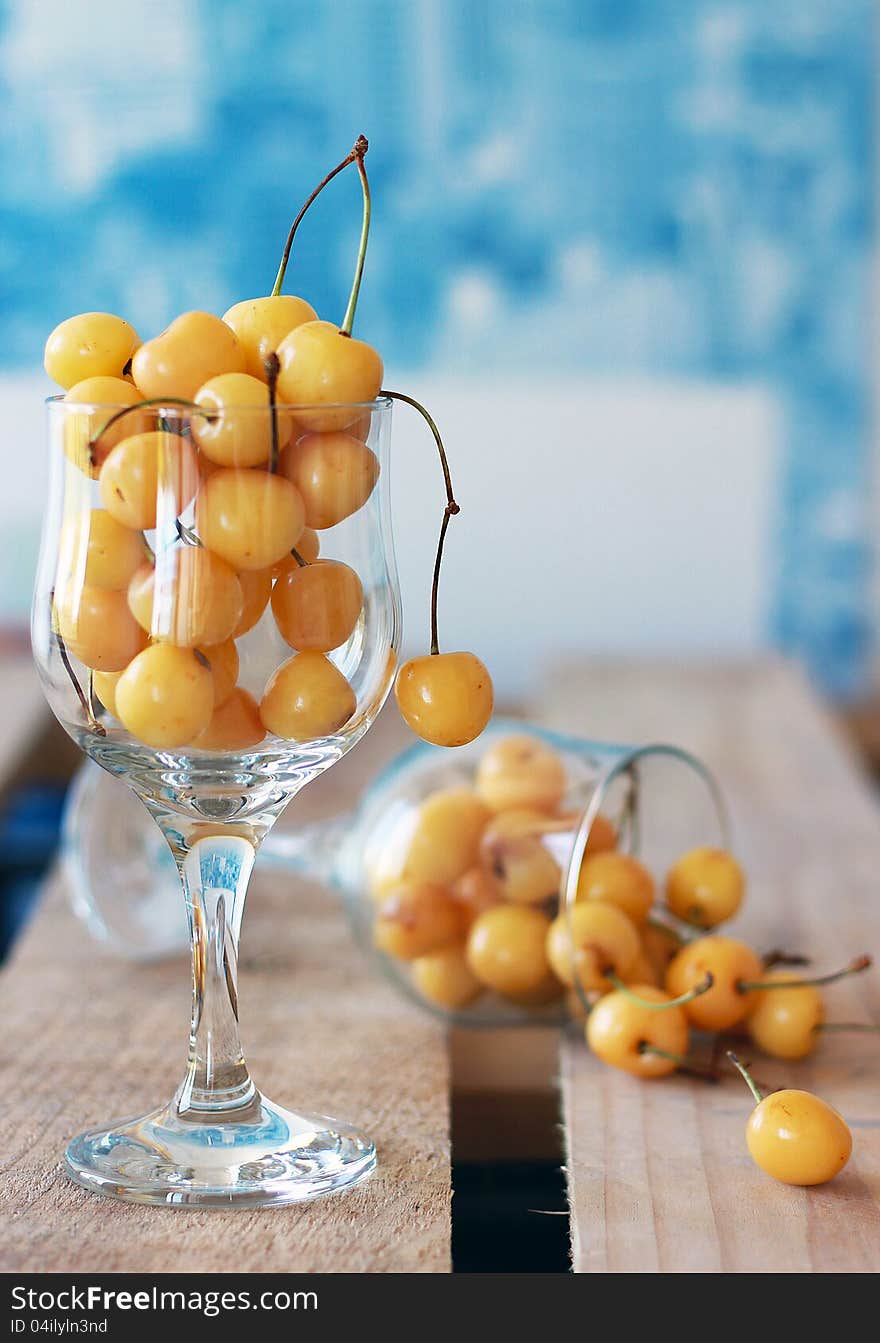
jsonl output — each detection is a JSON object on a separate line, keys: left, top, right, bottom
{"left": 46, "top": 394, "right": 393, "bottom": 414}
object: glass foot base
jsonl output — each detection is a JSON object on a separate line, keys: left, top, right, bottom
{"left": 64, "top": 1095, "right": 377, "bottom": 1207}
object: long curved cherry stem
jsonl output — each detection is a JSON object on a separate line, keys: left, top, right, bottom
{"left": 637, "top": 1042, "right": 719, "bottom": 1081}
{"left": 88, "top": 397, "right": 203, "bottom": 460}
{"left": 339, "top": 141, "right": 371, "bottom": 337}
{"left": 271, "top": 135, "right": 368, "bottom": 298}
{"left": 264, "top": 352, "right": 281, "bottom": 473}
{"left": 379, "top": 388, "right": 460, "bottom": 656}
{"left": 607, "top": 970, "right": 713, "bottom": 1009}
{"left": 428, "top": 509, "right": 455, "bottom": 657}
{"left": 738, "top": 954, "right": 871, "bottom": 994}
{"left": 727, "top": 1051, "right": 764, "bottom": 1105}
{"left": 50, "top": 590, "right": 105, "bottom": 737}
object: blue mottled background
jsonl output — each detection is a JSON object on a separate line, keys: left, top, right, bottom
{"left": 0, "top": 0, "right": 874, "bottom": 699}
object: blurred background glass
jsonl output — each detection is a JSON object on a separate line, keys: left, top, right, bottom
{"left": 0, "top": 0, "right": 876, "bottom": 953}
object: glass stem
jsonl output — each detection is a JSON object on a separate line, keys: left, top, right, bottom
{"left": 174, "top": 833, "right": 258, "bottom": 1118}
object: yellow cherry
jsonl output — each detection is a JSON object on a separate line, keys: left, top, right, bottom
{"left": 271, "top": 558, "right": 363, "bottom": 652}
{"left": 260, "top": 651, "right": 356, "bottom": 740}
{"left": 625, "top": 947, "right": 661, "bottom": 987}
{"left": 728, "top": 1054, "right": 852, "bottom": 1186}
{"left": 222, "top": 295, "right": 318, "bottom": 381}
{"left": 665, "top": 847, "right": 745, "bottom": 929}
{"left": 747, "top": 1091, "right": 852, "bottom": 1186}
{"left": 127, "top": 547, "right": 243, "bottom": 647}
{"left": 545, "top": 902, "right": 640, "bottom": 993}
{"left": 373, "top": 882, "right": 466, "bottom": 961}
{"left": 91, "top": 671, "right": 122, "bottom": 717}
{"left": 747, "top": 972, "right": 823, "bottom": 1060}
{"left": 585, "top": 813, "right": 618, "bottom": 855}
{"left": 641, "top": 920, "right": 683, "bottom": 981}
{"left": 665, "top": 935, "right": 763, "bottom": 1031}
{"left": 232, "top": 567, "right": 273, "bottom": 637}
{"left": 45, "top": 312, "right": 140, "bottom": 388}
{"left": 450, "top": 866, "right": 504, "bottom": 928}
{"left": 91, "top": 669, "right": 123, "bottom": 718}
{"left": 586, "top": 986, "right": 690, "bottom": 1078}
{"left": 411, "top": 945, "right": 484, "bottom": 1011}
{"left": 55, "top": 584, "right": 148, "bottom": 672}
{"left": 131, "top": 311, "right": 245, "bottom": 400}
{"left": 343, "top": 410, "right": 374, "bottom": 443}
{"left": 369, "top": 789, "right": 491, "bottom": 898}
{"left": 125, "top": 562, "right": 155, "bottom": 632}
{"left": 99, "top": 430, "right": 199, "bottom": 531}
{"left": 475, "top": 734, "right": 567, "bottom": 813}
{"left": 62, "top": 377, "right": 151, "bottom": 478}
{"left": 576, "top": 852, "right": 655, "bottom": 925}
{"left": 57, "top": 509, "right": 147, "bottom": 590}
{"left": 114, "top": 643, "right": 214, "bottom": 748}
{"left": 465, "top": 905, "right": 552, "bottom": 999}
{"left": 275, "top": 320, "right": 383, "bottom": 432}
{"left": 197, "top": 639, "right": 239, "bottom": 708}
{"left": 190, "top": 687, "right": 265, "bottom": 751}
{"left": 278, "top": 432, "right": 379, "bottom": 530}
{"left": 478, "top": 809, "right": 561, "bottom": 905}
{"left": 272, "top": 527, "right": 321, "bottom": 578}
{"left": 192, "top": 371, "right": 296, "bottom": 467}
{"left": 196, "top": 468, "right": 305, "bottom": 571}
{"left": 395, "top": 652, "right": 493, "bottom": 747}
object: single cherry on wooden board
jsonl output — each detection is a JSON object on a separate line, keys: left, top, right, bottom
{"left": 727, "top": 1052, "right": 852, "bottom": 1186}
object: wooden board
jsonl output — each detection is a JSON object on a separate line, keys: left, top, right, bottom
{"left": 0, "top": 708, "right": 452, "bottom": 1273}
{"left": 3, "top": 657, "right": 880, "bottom": 1273}
{"left": 543, "top": 659, "right": 880, "bottom": 1273}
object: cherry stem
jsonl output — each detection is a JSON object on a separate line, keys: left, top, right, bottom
{"left": 637, "top": 1042, "right": 719, "bottom": 1081}
{"left": 379, "top": 388, "right": 460, "bottom": 656}
{"left": 175, "top": 520, "right": 202, "bottom": 547}
{"left": 86, "top": 671, "right": 99, "bottom": 724}
{"left": 290, "top": 547, "right": 309, "bottom": 568}
{"left": 607, "top": 970, "right": 714, "bottom": 1009}
{"left": 645, "top": 915, "right": 689, "bottom": 946}
{"left": 264, "top": 352, "right": 281, "bottom": 473}
{"left": 50, "top": 590, "right": 105, "bottom": 737}
{"left": 738, "top": 954, "right": 872, "bottom": 994}
{"left": 271, "top": 136, "right": 367, "bottom": 298}
{"left": 340, "top": 139, "right": 371, "bottom": 338}
{"left": 762, "top": 948, "right": 812, "bottom": 969}
{"left": 727, "top": 1051, "right": 764, "bottom": 1105}
{"left": 88, "top": 397, "right": 203, "bottom": 459}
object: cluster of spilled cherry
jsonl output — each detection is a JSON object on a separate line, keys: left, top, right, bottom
{"left": 369, "top": 731, "right": 874, "bottom": 1187}
{"left": 44, "top": 137, "right": 493, "bottom": 754}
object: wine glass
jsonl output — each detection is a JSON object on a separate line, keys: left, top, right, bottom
{"left": 32, "top": 393, "right": 400, "bottom": 1207}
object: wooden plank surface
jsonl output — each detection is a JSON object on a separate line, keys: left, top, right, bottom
{"left": 542, "top": 659, "right": 880, "bottom": 1274}
{"left": 4, "top": 657, "right": 879, "bottom": 1274}
{"left": 0, "top": 708, "right": 452, "bottom": 1273}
